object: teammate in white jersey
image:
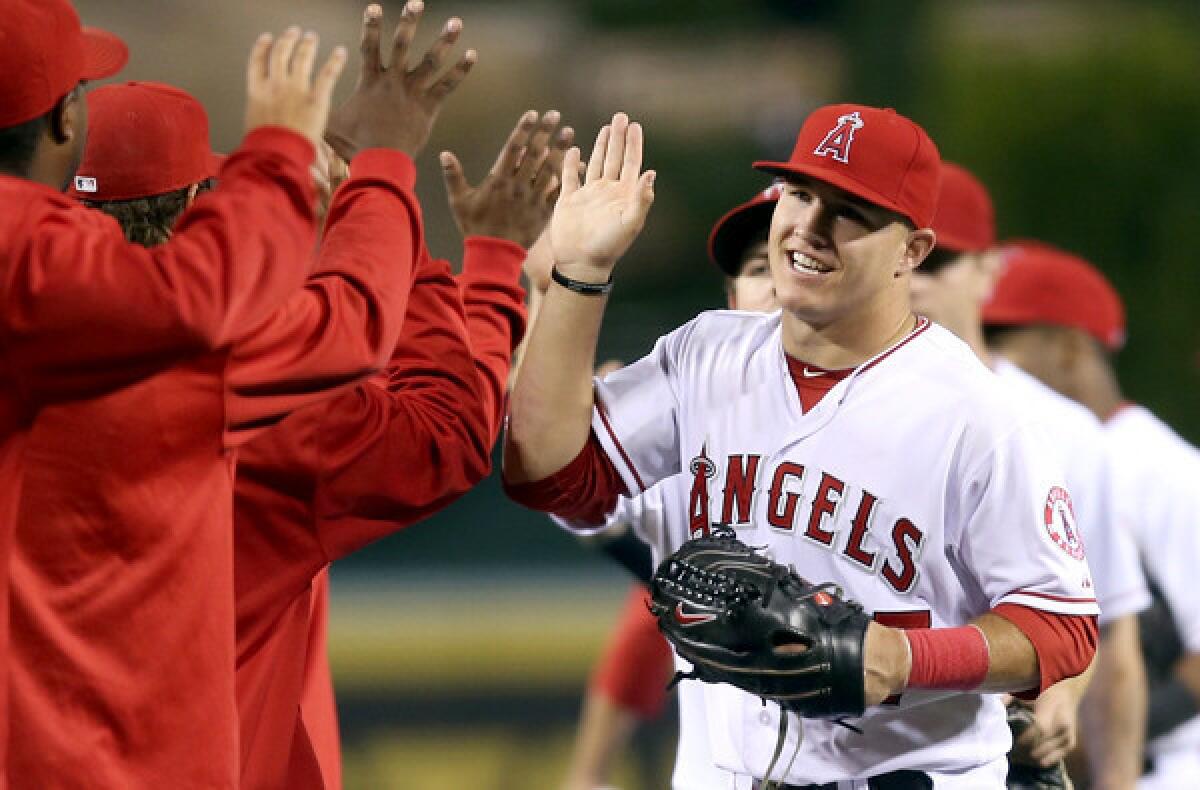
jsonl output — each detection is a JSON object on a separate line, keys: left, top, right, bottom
{"left": 557, "top": 186, "right": 783, "bottom": 790}
{"left": 505, "top": 105, "right": 1099, "bottom": 787}
{"left": 911, "top": 165, "right": 1150, "bottom": 790}
{"left": 981, "top": 244, "right": 1200, "bottom": 789}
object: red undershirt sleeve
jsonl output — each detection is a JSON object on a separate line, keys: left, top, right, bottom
{"left": 992, "top": 603, "right": 1098, "bottom": 699}
{"left": 503, "top": 429, "right": 627, "bottom": 525}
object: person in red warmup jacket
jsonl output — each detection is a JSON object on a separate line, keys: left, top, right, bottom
{"left": 0, "top": 0, "right": 347, "bottom": 778}
{"left": 8, "top": 4, "right": 478, "bottom": 786}
{"left": 234, "top": 97, "right": 571, "bottom": 787}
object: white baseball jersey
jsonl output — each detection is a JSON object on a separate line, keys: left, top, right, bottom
{"left": 1105, "top": 404, "right": 1200, "bottom": 766}
{"left": 584, "top": 309, "right": 1097, "bottom": 785}
{"left": 992, "top": 359, "right": 1150, "bottom": 624}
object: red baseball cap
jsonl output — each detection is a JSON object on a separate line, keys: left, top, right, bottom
{"left": 754, "top": 104, "right": 942, "bottom": 228}
{"left": 69, "top": 82, "right": 223, "bottom": 202}
{"left": 707, "top": 182, "right": 781, "bottom": 276}
{"left": 0, "top": 0, "right": 128, "bottom": 127}
{"left": 932, "top": 163, "right": 995, "bottom": 253}
{"left": 982, "top": 240, "right": 1126, "bottom": 351}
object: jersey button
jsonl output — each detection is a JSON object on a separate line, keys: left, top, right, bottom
{"left": 759, "top": 711, "right": 771, "bottom": 726}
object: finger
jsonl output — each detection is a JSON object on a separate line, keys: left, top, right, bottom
{"left": 411, "top": 17, "right": 462, "bottom": 87}
{"left": 620, "top": 121, "right": 644, "bottom": 184}
{"left": 534, "top": 126, "right": 573, "bottom": 196}
{"left": 290, "top": 31, "right": 319, "bottom": 84}
{"left": 633, "top": 170, "right": 657, "bottom": 216}
{"left": 247, "top": 33, "right": 274, "bottom": 90}
{"left": 491, "top": 110, "right": 539, "bottom": 176}
{"left": 359, "top": 4, "right": 384, "bottom": 77}
{"left": 311, "top": 47, "right": 348, "bottom": 109}
{"left": 585, "top": 126, "right": 610, "bottom": 184}
{"left": 427, "top": 49, "right": 476, "bottom": 100}
{"left": 390, "top": 0, "right": 424, "bottom": 69}
{"left": 603, "top": 112, "right": 629, "bottom": 181}
{"left": 269, "top": 27, "right": 302, "bottom": 80}
{"left": 558, "top": 147, "right": 582, "bottom": 200}
{"left": 516, "top": 110, "right": 561, "bottom": 182}
{"left": 438, "top": 151, "right": 470, "bottom": 201}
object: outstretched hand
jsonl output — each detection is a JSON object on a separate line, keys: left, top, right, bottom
{"left": 550, "top": 113, "right": 655, "bottom": 282}
{"left": 325, "top": 2, "right": 476, "bottom": 161}
{"left": 440, "top": 110, "right": 573, "bottom": 249}
{"left": 245, "top": 28, "right": 347, "bottom": 149}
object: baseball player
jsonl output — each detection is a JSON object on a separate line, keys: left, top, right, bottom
{"left": 911, "top": 164, "right": 1150, "bottom": 789}
{"left": 234, "top": 95, "right": 570, "bottom": 790}
{"left": 557, "top": 185, "right": 783, "bottom": 790}
{"left": 0, "top": 0, "right": 348, "bottom": 773}
{"left": 8, "top": 4, "right": 474, "bottom": 783}
{"left": 506, "top": 106, "right": 1099, "bottom": 787}
{"left": 981, "top": 244, "right": 1200, "bottom": 789}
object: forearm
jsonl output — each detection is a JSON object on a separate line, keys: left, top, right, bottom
{"left": 505, "top": 280, "right": 608, "bottom": 483}
{"left": 1080, "top": 617, "right": 1146, "bottom": 790}
{"left": 561, "top": 693, "right": 638, "bottom": 790}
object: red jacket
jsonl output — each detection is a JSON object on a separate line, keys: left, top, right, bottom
{"left": 9, "top": 147, "right": 421, "bottom": 789}
{"left": 233, "top": 237, "right": 526, "bottom": 789}
{"left": 0, "top": 126, "right": 320, "bottom": 779}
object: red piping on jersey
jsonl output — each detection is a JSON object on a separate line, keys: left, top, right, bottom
{"left": 595, "top": 397, "right": 647, "bottom": 493}
{"left": 859, "top": 316, "right": 931, "bottom": 375}
{"left": 1005, "top": 589, "right": 1098, "bottom": 605}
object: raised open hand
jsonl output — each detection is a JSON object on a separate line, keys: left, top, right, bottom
{"left": 245, "top": 27, "right": 347, "bottom": 149}
{"left": 325, "top": 2, "right": 476, "bottom": 161}
{"left": 550, "top": 113, "right": 655, "bottom": 281}
{"left": 440, "top": 110, "right": 573, "bottom": 249}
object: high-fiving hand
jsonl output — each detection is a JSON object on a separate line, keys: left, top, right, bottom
{"left": 325, "top": 2, "right": 476, "bottom": 161}
{"left": 440, "top": 110, "right": 574, "bottom": 249}
{"left": 550, "top": 113, "right": 656, "bottom": 282}
{"left": 244, "top": 28, "right": 347, "bottom": 150}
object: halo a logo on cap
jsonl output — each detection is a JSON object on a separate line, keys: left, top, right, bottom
{"left": 812, "top": 111, "right": 865, "bottom": 165}
{"left": 74, "top": 176, "right": 98, "bottom": 194}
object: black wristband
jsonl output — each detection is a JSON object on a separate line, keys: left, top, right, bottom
{"left": 551, "top": 266, "right": 613, "bottom": 296}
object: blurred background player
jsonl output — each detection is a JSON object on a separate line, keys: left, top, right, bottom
{"left": 982, "top": 244, "right": 1200, "bottom": 790}
{"left": 910, "top": 164, "right": 1150, "bottom": 790}
{"left": 558, "top": 185, "right": 782, "bottom": 790}
{"left": 6, "top": 7, "right": 452, "bottom": 781}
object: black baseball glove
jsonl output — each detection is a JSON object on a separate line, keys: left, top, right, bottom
{"left": 648, "top": 526, "right": 870, "bottom": 718}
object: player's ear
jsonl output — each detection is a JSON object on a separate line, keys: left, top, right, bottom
{"left": 896, "top": 228, "right": 936, "bottom": 277}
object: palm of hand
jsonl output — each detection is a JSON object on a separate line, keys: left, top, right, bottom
{"left": 550, "top": 180, "right": 645, "bottom": 269}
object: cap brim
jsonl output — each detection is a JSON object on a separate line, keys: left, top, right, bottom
{"left": 753, "top": 160, "right": 921, "bottom": 228}
{"left": 80, "top": 28, "right": 129, "bottom": 81}
{"left": 707, "top": 202, "right": 776, "bottom": 276}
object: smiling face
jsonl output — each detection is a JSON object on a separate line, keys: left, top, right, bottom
{"left": 767, "top": 175, "right": 932, "bottom": 332}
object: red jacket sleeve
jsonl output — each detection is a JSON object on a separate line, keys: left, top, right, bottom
{"left": 307, "top": 247, "right": 496, "bottom": 561}
{"left": 223, "top": 149, "right": 422, "bottom": 445}
{"left": 0, "top": 127, "right": 317, "bottom": 402}
{"left": 590, "top": 585, "right": 674, "bottom": 719}
{"left": 456, "top": 236, "right": 527, "bottom": 441}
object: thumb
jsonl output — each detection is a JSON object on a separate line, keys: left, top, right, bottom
{"left": 439, "top": 151, "right": 469, "bottom": 200}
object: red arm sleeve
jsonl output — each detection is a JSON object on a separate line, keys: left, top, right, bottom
{"left": 993, "top": 603, "right": 1099, "bottom": 698}
{"left": 223, "top": 148, "right": 422, "bottom": 444}
{"left": 503, "top": 431, "right": 627, "bottom": 525}
{"left": 1, "top": 127, "right": 318, "bottom": 402}
{"left": 455, "top": 236, "right": 527, "bottom": 441}
{"left": 590, "top": 585, "right": 673, "bottom": 720}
